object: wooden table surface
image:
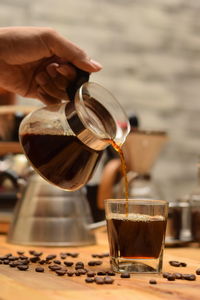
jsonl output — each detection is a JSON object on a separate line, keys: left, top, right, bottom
{"left": 0, "top": 228, "right": 199, "bottom": 300}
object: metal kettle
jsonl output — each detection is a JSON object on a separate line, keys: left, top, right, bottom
{"left": 7, "top": 173, "right": 105, "bottom": 246}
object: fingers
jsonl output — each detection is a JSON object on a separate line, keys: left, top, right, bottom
{"left": 35, "top": 62, "right": 77, "bottom": 103}
{"left": 37, "top": 87, "right": 61, "bottom": 105}
{"left": 36, "top": 72, "right": 68, "bottom": 100}
{"left": 46, "top": 30, "right": 102, "bottom": 73}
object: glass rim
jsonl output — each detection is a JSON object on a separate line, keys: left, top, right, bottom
{"left": 104, "top": 199, "right": 168, "bottom": 206}
{"left": 76, "top": 82, "right": 130, "bottom": 141}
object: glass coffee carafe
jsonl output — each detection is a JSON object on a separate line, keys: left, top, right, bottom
{"left": 19, "top": 81, "right": 130, "bottom": 191}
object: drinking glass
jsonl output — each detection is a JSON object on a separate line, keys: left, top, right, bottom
{"left": 105, "top": 199, "right": 168, "bottom": 273}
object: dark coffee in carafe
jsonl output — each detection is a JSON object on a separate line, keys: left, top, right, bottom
{"left": 21, "top": 133, "right": 102, "bottom": 191}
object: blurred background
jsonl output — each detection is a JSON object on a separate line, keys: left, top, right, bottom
{"left": 0, "top": 0, "right": 200, "bottom": 203}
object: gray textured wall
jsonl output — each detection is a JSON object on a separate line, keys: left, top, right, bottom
{"left": 1, "top": 0, "right": 200, "bottom": 201}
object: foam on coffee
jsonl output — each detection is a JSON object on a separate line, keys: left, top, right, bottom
{"left": 107, "top": 212, "right": 164, "bottom": 222}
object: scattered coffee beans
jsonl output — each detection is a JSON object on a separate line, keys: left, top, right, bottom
{"left": 106, "top": 271, "right": 115, "bottom": 276}
{"left": 49, "top": 265, "right": 62, "bottom": 271}
{"left": 46, "top": 254, "right": 57, "bottom": 261}
{"left": 97, "top": 271, "right": 107, "bottom": 276}
{"left": 95, "top": 276, "right": 104, "bottom": 284}
{"left": 17, "top": 265, "right": 29, "bottom": 271}
{"left": 162, "top": 272, "right": 170, "bottom": 278}
{"left": 174, "top": 273, "right": 182, "bottom": 279}
{"left": 35, "top": 267, "right": 44, "bottom": 273}
{"left": 104, "top": 276, "right": 114, "bottom": 284}
{"left": 56, "top": 270, "right": 66, "bottom": 276}
{"left": 30, "top": 256, "right": 40, "bottom": 263}
{"left": 17, "top": 251, "right": 24, "bottom": 255}
{"left": 196, "top": 268, "right": 200, "bottom": 275}
{"left": 169, "top": 261, "right": 187, "bottom": 267}
{"left": 167, "top": 274, "right": 176, "bottom": 281}
{"left": 120, "top": 272, "right": 131, "bottom": 278}
{"left": 85, "top": 277, "right": 94, "bottom": 283}
{"left": 182, "top": 274, "right": 196, "bottom": 281}
{"left": 53, "top": 260, "right": 61, "bottom": 265}
{"left": 67, "top": 271, "right": 74, "bottom": 277}
{"left": 88, "top": 260, "right": 103, "bottom": 266}
{"left": 149, "top": 279, "right": 157, "bottom": 284}
{"left": 87, "top": 271, "right": 96, "bottom": 277}
{"left": 69, "top": 253, "right": 79, "bottom": 258}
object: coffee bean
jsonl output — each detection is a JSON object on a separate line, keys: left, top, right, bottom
{"left": 46, "top": 254, "right": 57, "bottom": 261}
{"left": 106, "top": 271, "right": 116, "bottom": 276}
{"left": 104, "top": 276, "right": 114, "bottom": 284}
{"left": 18, "top": 259, "right": 29, "bottom": 265}
{"left": 76, "top": 261, "right": 84, "bottom": 266}
{"left": 60, "top": 255, "right": 67, "bottom": 260}
{"left": 9, "top": 262, "right": 18, "bottom": 268}
{"left": 167, "top": 274, "right": 176, "bottom": 281}
{"left": 180, "top": 262, "right": 187, "bottom": 267}
{"left": 64, "top": 261, "right": 74, "bottom": 267}
{"left": 0, "top": 256, "right": 7, "bottom": 260}
{"left": 120, "top": 272, "right": 131, "bottom": 278}
{"left": 56, "top": 270, "right": 66, "bottom": 276}
{"left": 95, "top": 277, "right": 104, "bottom": 284}
{"left": 3, "top": 260, "right": 10, "bottom": 265}
{"left": 75, "top": 262, "right": 84, "bottom": 269}
{"left": 88, "top": 261, "right": 96, "bottom": 266}
{"left": 174, "top": 273, "right": 182, "bottom": 279}
{"left": 87, "top": 271, "right": 96, "bottom": 277}
{"left": 49, "top": 265, "right": 62, "bottom": 271}
{"left": 182, "top": 274, "right": 196, "bottom": 281}
{"left": 60, "top": 252, "right": 67, "bottom": 256}
{"left": 78, "top": 269, "right": 87, "bottom": 275}
{"left": 91, "top": 254, "right": 98, "bottom": 258}
{"left": 69, "top": 253, "right": 79, "bottom": 258}
{"left": 162, "top": 272, "right": 171, "bottom": 278}
{"left": 53, "top": 260, "right": 61, "bottom": 265}
{"left": 149, "top": 279, "right": 157, "bottom": 284}
{"left": 17, "top": 265, "right": 29, "bottom": 271}
{"left": 19, "top": 255, "right": 29, "bottom": 260}
{"left": 8, "top": 256, "right": 18, "bottom": 261}
{"left": 39, "top": 260, "right": 46, "bottom": 265}
{"left": 5, "top": 253, "right": 12, "bottom": 258}
{"left": 33, "top": 252, "right": 43, "bottom": 257}
{"left": 75, "top": 271, "right": 81, "bottom": 276}
{"left": 95, "top": 260, "right": 103, "bottom": 265}
{"left": 35, "top": 267, "right": 44, "bottom": 272}
{"left": 67, "top": 271, "right": 74, "bottom": 277}
{"left": 0, "top": 260, "right": 3, "bottom": 264}
{"left": 88, "top": 260, "right": 103, "bottom": 266}
{"left": 169, "top": 261, "right": 181, "bottom": 267}
{"left": 17, "top": 251, "right": 24, "bottom": 255}
{"left": 196, "top": 268, "right": 200, "bottom": 275}
{"left": 30, "top": 256, "right": 40, "bottom": 263}
{"left": 85, "top": 278, "right": 94, "bottom": 283}
{"left": 97, "top": 271, "right": 107, "bottom": 276}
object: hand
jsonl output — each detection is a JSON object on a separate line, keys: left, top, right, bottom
{"left": 0, "top": 27, "right": 102, "bottom": 104}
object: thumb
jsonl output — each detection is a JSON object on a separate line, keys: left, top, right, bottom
{"left": 46, "top": 30, "right": 102, "bottom": 73}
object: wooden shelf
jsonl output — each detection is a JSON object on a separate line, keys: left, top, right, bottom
{"left": 0, "top": 142, "right": 23, "bottom": 155}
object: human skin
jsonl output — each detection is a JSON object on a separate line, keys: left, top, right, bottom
{"left": 0, "top": 27, "right": 102, "bottom": 104}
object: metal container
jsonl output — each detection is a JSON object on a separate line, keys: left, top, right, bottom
{"left": 165, "top": 197, "right": 193, "bottom": 246}
{"left": 7, "top": 174, "right": 105, "bottom": 246}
